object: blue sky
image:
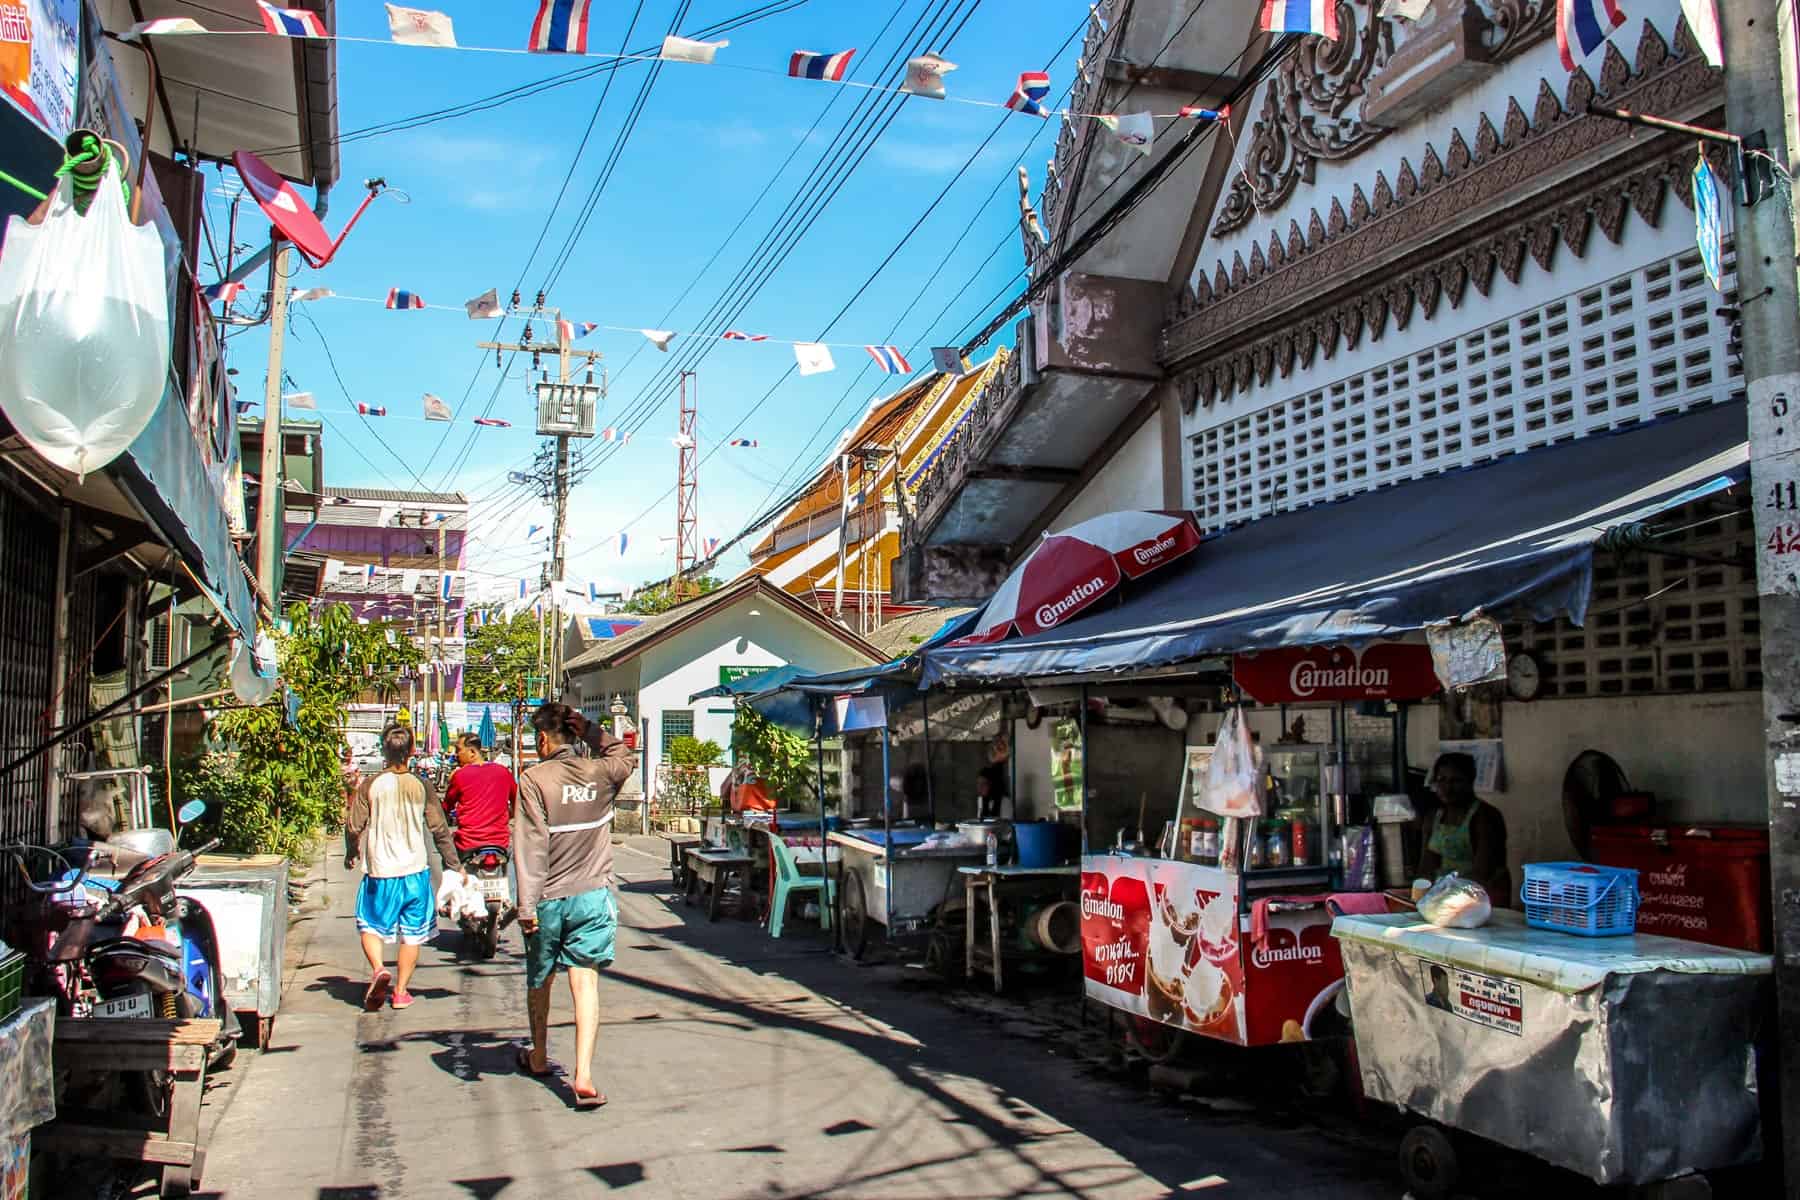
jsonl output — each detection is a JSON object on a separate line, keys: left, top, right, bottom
{"left": 221, "top": 1, "right": 1088, "bottom": 596}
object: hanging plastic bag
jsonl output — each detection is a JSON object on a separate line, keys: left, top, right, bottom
{"left": 1201, "top": 706, "right": 1262, "bottom": 818}
{"left": 229, "top": 630, "right": 280, "bottom": 706}
{"left": 1418, "top": 872, "right": 1493, "bottom": 929}
{"left": 0, "top": 161, "right": 170, "bottom": 479}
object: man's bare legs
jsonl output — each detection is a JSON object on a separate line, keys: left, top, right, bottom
{"left": 527, "top": 970, "right": 555, "bottom": 1073}
{"left": 566, "top": 965, "right": 601, "bottom": 1099}
{"left": 394, "top": 944, "right": 420, "bottom": 997}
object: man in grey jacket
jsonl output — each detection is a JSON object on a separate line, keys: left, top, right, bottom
{"left": 514, "top": 703, "right": 635, "bottom": 1108}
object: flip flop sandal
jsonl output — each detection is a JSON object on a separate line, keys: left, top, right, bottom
{"left": 364, "top": 971, "right": 392, "bottom": 1012}
{"left": 515, "top": 1046, "right": 557, "bottom": 1077}
{"left": 572, "top": 1087, "right": 608, "bottom": 1110}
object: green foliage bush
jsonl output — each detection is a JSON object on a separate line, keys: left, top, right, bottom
{"left": 728, "top": 704, "right": 816, "bottom": 808}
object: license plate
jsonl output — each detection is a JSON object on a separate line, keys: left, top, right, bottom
{"left": 94, "top": 993, "right": 153, "bottom": 1020}
{"left": 477, "top": 876, "right": 511, "bottom": 901}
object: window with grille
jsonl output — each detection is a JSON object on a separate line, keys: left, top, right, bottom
{"left": 1188, "top": 246, "right": 1742, "bottom": 529}
{"left": 1500, "top": 497, "right": 1758, "bottom": 698}
{"left": 659, "top": 710, "right": 694, "bottom": 759}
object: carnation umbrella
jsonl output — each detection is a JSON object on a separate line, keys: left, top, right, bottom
{"left": 955, "top": 510, "right": 1203, "bottom": 644}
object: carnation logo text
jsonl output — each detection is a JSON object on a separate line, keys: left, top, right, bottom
{"left": 1289, "top": 659, "right": 1389, "bottom": 698}
{"left": 1037, "top": 577, "right": 1107, "bottom": 628}
{"left": 1132, "top": 535, "right": 1177, "bottom": 566}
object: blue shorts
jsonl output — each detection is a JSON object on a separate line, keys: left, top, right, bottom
{"left": 356, "top": 869, "right": 436, "bottom": 945}
{"left": 525, "top": 887, "right": 616, "bottom": 989}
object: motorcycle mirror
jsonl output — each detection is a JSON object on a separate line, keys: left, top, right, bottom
{"left": 177, "top": 800, "right": 207, "bottom": 825}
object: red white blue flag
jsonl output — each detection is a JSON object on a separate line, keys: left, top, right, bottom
{"left": 728, "top": 438, "right": 758, "bottom": 447}
{"left": 616, "top": 533, "right": 629, "bottom": 556}
{"left": 386, "top": 288, "right": 425, "bottom": 310}
{"left": 1179, "top": 105, "right": 1229, "bottom": 122}
{"left": 865, "top": 345, "right": 911, "bottom": 374}
{"left": 473, "top": 417, "right": 511, "bottom": 428}
{"left": 440, "top": 572, "right": 455, "bottom": 601}
{"left": 704, "top": 537, "right": 720, "bottom": 556}
{"left": 575, "top": 322, "right": 598, "bottom": 338}
{"left": 1005, "top": 71, "right": 1051, "bottom": 118}
{"left": 1258, "top": 0, "right": 1340, "bottom": 39}
{"left": 600, "top": 427, "right": 632, "bottom": 443}
{"left": 203, "top": 281, "right": 245, "bottom": 304}
{"left": 529, "top": 0, "right": 590, "bottom": 53}
{"left": 722, "top": 330, "right": 768, "bottom": 341}
{"left": 234, "top": 399, "right": 257, "bottom": 414}
{"left": 256, "top": 2, "right": 327, "bottom": 37}
{"left": 1557, "top": 0, "right": 1626, "bottom": 69}
{"left": 357, "top": 403, "right": 387, "bottom": 416}
{"left": 789, "top": 49, "right": 855, "bottom": 81}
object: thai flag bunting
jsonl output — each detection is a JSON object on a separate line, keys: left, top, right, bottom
{"left": 465, "top": 288, "right": 502, "bottom": 319}
{"left": 1097, "top": 112, "right": 1154, "bottom": 157}
{"left": 385, "top": 288, "right": 425, "bottom": 310}
{"left": 234, "top": 399, "right": 257, "bottom": 414}
{"left": 441, "top": 572, "right": 455, "bottom": 601}
{"left": 1005, "top": 71, "right": 1052, "bottom": 118}
{"left": 557, "top": 318, "right": 574, "bottom": 343}
{"left": 528, "top": 525, "right": 543, "bottom": 538}
{"left": 902, "top": 53, "right": 956, "bottom": 99}
{"left": 661, "top": 34, "right": 727, "bottom": 63}
{"left": 575, "top": 322, "right": 598, "bottom": 338}
{"left": 473, "top": 417, "right": 511, "bottom": 428}
{"left": 642, "top": 329, "right": 674, "bottom": 352}
{"left": 795, "top": 343, "right": 834, "bottom": 375}
{"left": 789, "top": 49, "right": 855, "bottom": 81}
{"left": 930, "top": 347, "right": 964, "bottom": 373}
{"left": 704, "top": 537, "right": 720, "bottom": 556}
{"left": 865, "top": 345, "right": 911, "bottom": 374}
{"left": 601, "top": 427, "right": 632, "bottom": 443}
{"left": 616, "top": 533, "right": 629, "bottom": 555}
{"left": 365, "top": 563, "right": 378, "bottom": 583}
{"left": 1557, "top": 0, "right": 1627, "bottom": 69}
{"left": 256, "top": 2, "right": 328, "bottom": 37}
{"left": 423, "top": 393, "right": 453, "bottom": 422}
{"left": 357, "top": 403, "right": 387, "bottom": 416}
{"left": 517, "top": 579, "right": 528, "bottom": 599}
{"left": 124, "top": 18, "right": 208, "bottom": 38}
{"left": 728, "top": 438, "right": 757, "bottom": 447}
{"left": 722, "top": 330, "right": 768, "bottom": 341}
{"left": 292, "top": 286, "right": 333, "bottom": 302}
{"left": 386, "top": 4, "right": 456, "bottom": 48}
{"left": 203, "top": 281, "right": 245, "bottom": 304}
{"left": 529, "top": 0, "right": 591, "bottom": 53}
{"left": 285, "top": 391, "right": 316, "bottom": 410}
{"left": 1178, "top": 105, "right": 1229, "bottom": 123}
{"left": 1258, "top": 0, "right": 1340, "bottom": 39}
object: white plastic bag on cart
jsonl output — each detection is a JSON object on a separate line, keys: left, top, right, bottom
{"left": 0, "top": 163, "right": 171, "bottom": 479}
{"left": 1418, "top": 872, "right": 1493, "bottom": 929}
{"left": 1201, "top": 706, "right": 1263, "bottom": 818}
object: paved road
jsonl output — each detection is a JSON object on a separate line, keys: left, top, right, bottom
{"left": 192, "top": 836, "right": 1407, "bottom": 1200}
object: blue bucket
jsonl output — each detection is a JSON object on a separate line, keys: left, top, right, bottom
{"left": 1013, "top": 821, "right": 1058, "bottom": 868}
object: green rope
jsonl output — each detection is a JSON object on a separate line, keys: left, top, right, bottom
{"left": 0, "top": 167, "right": 47, "bottom": 202}
{"left": 53, "top": 133, "right": 130, "bottom": 215}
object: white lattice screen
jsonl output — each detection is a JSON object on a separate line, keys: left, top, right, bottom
{"left": 1189, "top": 245, "right": 1743, "bottom": 529}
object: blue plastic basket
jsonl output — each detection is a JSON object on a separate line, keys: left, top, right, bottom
{"left": 1522, "top": 862, "right": 1639, "bottom": 936}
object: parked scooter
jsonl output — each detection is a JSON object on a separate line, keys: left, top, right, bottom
{"left": 456, "top": 844, "right": 515, "bottom": 959}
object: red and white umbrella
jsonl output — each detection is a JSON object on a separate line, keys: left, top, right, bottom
{"left": 956, "top": 510, "right": 1203, "bottom": 644}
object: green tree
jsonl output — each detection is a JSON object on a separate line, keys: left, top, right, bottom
{"left": 463, "top": 610, "right": 548, "bottom": 701}
{"left": 184, "top": 603, "right": 422, "bottom": 857}
{"left": 728, "top": 704, "right": 816, "bottom": 808}
{"left": 623, "top": 575, "right": 722, "bottom": 615}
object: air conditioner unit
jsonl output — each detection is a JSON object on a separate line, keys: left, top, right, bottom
{"left": 535, "top": 381, "right": 600, "bottom": 438}
{"left": 147, "top": 614, "right": 191, "bottom": 672}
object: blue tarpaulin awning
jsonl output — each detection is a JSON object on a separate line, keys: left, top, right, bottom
{"left": 688, "top": 664, "right": 809, "bottom": 703}
{"left": 920, "top": 401, "right": 1750, "bottom": 687}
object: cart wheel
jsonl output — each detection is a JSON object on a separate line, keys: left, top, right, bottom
{"left": 1398, "top": 1125, "right": 1460, "bottom": 1200}
{"left": 1126, "top": 1016, "right": 1188, "bottom": 1065}
{"left": 840, "top": 872, "right": 869, "bottom": 961}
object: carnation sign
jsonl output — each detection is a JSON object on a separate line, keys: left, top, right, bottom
{"left": 1232, "top": 643, "right": 1440, "bottom": 704}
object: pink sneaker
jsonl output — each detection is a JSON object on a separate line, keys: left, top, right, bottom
{"left": 390, "top": 990, "right": 416, "bottom": 1010}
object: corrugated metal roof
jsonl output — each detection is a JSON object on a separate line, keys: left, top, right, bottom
{"left": 330, "top": 487, "right": 469, "bottom": 505}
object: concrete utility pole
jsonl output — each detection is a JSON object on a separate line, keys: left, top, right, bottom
{"left": 479, "top": 300, "right": 600, "bottom": 702}
{"left": 254, "top": 245, "right": 294, "bottom": 610}
{"left": 1719, "top": 0, "right": 1800, "bottom": 1189}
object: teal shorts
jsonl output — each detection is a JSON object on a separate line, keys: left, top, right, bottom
{"left": 525, "top": 887, "right": 616, "bottom": 988}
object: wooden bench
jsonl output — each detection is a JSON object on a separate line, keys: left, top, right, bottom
{"left": 664, "top": 833, "right": 702, "bottom": 891}
{"left": 683, "top": 848, "right": 755, "bottom": 921}
{"left": 37, "top": 1017, "right": 220, "bottom": 1198}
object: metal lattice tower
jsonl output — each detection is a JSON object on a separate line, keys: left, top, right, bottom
{"left": 674, "top": 371, "right": 699, "bottom": 601}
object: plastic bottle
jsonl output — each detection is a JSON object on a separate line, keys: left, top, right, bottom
{"left": 1265, "top": 821, "right": 1290, "bottom": 868}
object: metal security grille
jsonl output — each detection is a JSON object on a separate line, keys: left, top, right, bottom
{"left": 1501, "top": 496, "right": 1758, "bottom": 697}
{"left": 0, "top": 482, "right": 57, "bottom": 849}
{"left": 1188, "top": 246, "right": 1743, "bottom": 529}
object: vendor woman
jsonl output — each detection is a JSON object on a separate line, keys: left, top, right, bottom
{"left": 1417, "top": 751, "right": 1512, "bottom": 906}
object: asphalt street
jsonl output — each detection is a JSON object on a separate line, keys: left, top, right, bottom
{"left": 186, "top": 836, "right": 1412, "bottom": 1200}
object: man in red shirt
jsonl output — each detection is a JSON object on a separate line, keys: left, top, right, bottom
{"left": 444, "top": 733, "right": 517, "bottom": 853}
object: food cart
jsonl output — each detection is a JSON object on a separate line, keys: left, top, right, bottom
{"left": 1333, "top": 908, "right": 1769, "bottom": 1194}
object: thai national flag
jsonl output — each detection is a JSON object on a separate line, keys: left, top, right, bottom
{"left": 601, "top": 427, "right": 632, "bottom": 443}
{"left": 865, "top": 345, "right": 911, "bottom": 374}
{"left": 1557, "top": 0, "right": 1626, "bottom": 69}
{"left": 1258, "top": 0, "right": 1340, "bottom": 39}
{"left": 722, "top": 330, "right": 768, "bottom": 341}
{"left": 1179, "top": 105, "right": 1229, "bottom": 123}
{"left": 256, "top": 2, "right": 328, "bottom": 37}
{"left": 576, "top": 322, "right": 598, "bottom": 338}
{"left": 234, "top": 399, "right": 257, "bottom": 414}
{"left": 357, "top": 403, "right": 387, "bottom": 416}
{"left": 1005, "top": 71, "right": 1052, "bottom": 118}
{"left": 728, "top": 438, "right": 757, "bottom": 447}
{"left": 704, "top": 537, "right": 720, "bottom": 556}
{"left": 473, "top": 417, "right": 511, "bottom": 428}
{"left": 529, "top": 0, "right": 590, "bottom": 53}
{"left": 385, "top": 288, "right": 425, "bottom": 310}
{"left": 616, "top": 533, "right": 629, "bottom": 556}
{"left": 365, "top": 563, "right": 378, "bottom": 584}
{"left": 789, "top": 49, "right": 855, "bottom": 81}
{"left": 203, "top": 281, "right": 245, "bottom": 304}
{"left": 517, "top": 579, "right": 528, "bottom": 599}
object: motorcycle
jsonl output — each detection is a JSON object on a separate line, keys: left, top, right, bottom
{"left": 456, "top": 844, "right": 514, "bottom": 959}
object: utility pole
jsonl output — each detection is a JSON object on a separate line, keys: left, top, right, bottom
{"left": 479, "top": 295, "right": 600, "bottom": 702}
{"left": 436, "top": 519, "right": 448, "bottom": 748}
{"left": 1720, "top": 0, "right": 1800, "bottom": 1189}
{"left": 254, "top": 245, "right": 293, "bottom": 610}
{"left": 674, "top": 371, "right": 699, "bottom": 603}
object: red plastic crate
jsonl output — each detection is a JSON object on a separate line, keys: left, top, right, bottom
{"left": 1588, "top": 823, "right": 1770, "bottom": 951}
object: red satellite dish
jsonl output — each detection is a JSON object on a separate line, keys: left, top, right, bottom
{"left": 231, "top": 150, "right": 383, "bottom": 269}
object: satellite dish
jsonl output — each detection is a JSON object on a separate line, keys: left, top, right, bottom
{"left": 231, "top": 150, "right": 386, "bottom": 269}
